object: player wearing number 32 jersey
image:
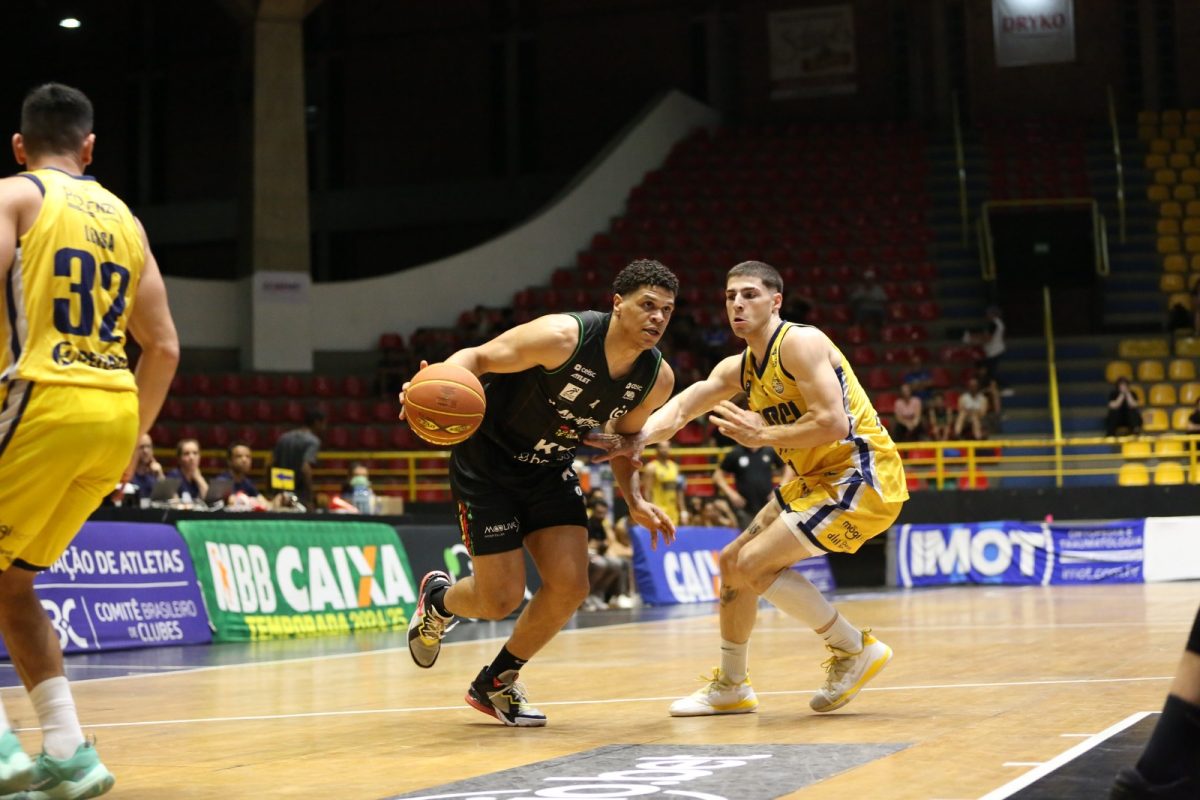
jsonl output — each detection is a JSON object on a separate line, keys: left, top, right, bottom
{"left": 0, "top": 83, "right": 179, "bottom": 798}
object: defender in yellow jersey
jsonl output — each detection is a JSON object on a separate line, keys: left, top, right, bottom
{"left": 0, "top": 84, "right": 179, "bottom": 798}
{"left": 598, "top": 261, "right": 904, "bottom": 718}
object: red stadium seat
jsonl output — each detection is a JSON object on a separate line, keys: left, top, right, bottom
{"left": 219, "top": 398, "right": 246, "bottom": 423}
{"left": 190, "top": 399, "right": 215, "bottom": 422}
{"left": 249, "top": 374, "right": 278, "bottom": 396}
{"left": 355, "top": 427, "right": 383, "bottom": 450}
{"left": 866, "top": 368, "right": 894, "bottom": 391}
{"left": 373, "top": 400, "right": 396, "bottom": 423}
{"left": 325, "top": 427, "right": 351, "bottom": 450}
{"left": 218, "top": 373, "right": 246, "bottom": 396}
{"left": 342, "top": 400, "right": 368, "bottom": 425}
{"left": 343, "top": 376, "right": 368, "bottom": 398}
{"left": 191, "top": 374, "right": 216, "bottom": 396}
{"left": 280, "top": 375, "right": 306, "bottom": 397}
{"left": 874, "top": 392, "right": 897, "bottom": 414}
{"left": 312, "top": 375, "right": 336, "bottom": 397}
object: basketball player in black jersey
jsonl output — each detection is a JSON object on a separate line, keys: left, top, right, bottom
{"left": 402, "top": 259, "right": 679, "bottom": 726}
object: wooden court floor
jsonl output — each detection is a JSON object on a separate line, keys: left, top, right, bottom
{"left": 2, "top": 581, "right": 1197, "bottom": 799}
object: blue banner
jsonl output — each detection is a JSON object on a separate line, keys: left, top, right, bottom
{"left": 630, "top": 525, "right": 835, "bottom": 606}
{"left": 895, "top": 520, "right": 1146, "bottom": 587}
{"left": 0, "top": 522, "right": 212, "bottom": 656}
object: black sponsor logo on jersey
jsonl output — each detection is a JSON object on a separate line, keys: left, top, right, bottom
{"left": 64, "top": 190, "right": 119, "bottom": 221}
{"left": 52, "top": 341, "right": 129, "bottom": 371}
{"left": 760, "top": 400, "right": 803, "bottom": 426}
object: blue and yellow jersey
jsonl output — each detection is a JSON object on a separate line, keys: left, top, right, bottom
{"left": 741, "top": 322, "right": 908, "bottom": 503}
{"left": 1, "top": 167, "right": 143, "bottom": 391}
{"left": 645, "top": 458, "right": 682, "bottom": 524}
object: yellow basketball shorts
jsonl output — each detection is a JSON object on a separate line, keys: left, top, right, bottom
{"left": 0, "top": 380, "right": 138, "bottom": 570}
{"left": 775, "top": 465, "right": 904, "bottom": 555}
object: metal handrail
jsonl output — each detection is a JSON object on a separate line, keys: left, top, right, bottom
{"left": 952, "top": 92, "right": 970, "bottom": 247}
{"left": 1043, "top": 286, "right": 1063, "bottom": 487}
{"left": 1106, "top": 84, "right": 1127, "bottom": 244}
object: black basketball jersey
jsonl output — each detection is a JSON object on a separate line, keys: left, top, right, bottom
{"left": 465, "top": 311, "right": 662, "bottom": 466}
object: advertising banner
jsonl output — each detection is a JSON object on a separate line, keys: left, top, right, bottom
{"left": 992, "top": 0, "right": 1075, "bottom": 67}
{"left": 895, "top": 520, "right": 1145, "bottom": 587}
{"left": 0, "top": 522, "right": 210, "bottom": 657}
{"left": 177, "top": 520, "right": 416, "bottom": 642}
{"left": 393, "top": 525, "right": 542, "bottom": 598}
{"left": 767, "top": 4, "right": 857, "bottom": 99}
{"left": 630, "top": 525, "right": 834, "bottom": 606}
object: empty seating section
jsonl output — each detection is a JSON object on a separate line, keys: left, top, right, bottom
{"left": 984, "top": 121, "right": 1089, "bottom": 199}
{"left": 1143, "top": 110, "right": 1200, "bottom": 322}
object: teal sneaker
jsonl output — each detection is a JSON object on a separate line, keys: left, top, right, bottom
{"left": 0, "top": 730, "right": 32, "bottom": 793}
{"left": 8, "top": 743, "right": 113, "bottom": 800}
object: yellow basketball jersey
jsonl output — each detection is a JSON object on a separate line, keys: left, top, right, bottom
{"left": 1, "top": 168, "right": 143, "bottom": 391}
{"left": 646, "top": 458, "right": 682, "bottom": 524}
{"left": 741, "top": 322, "right": 908, "bottom": 503}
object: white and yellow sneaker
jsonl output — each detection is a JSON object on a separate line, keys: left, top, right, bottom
{"left": 809, "top": 629, "right": 892, "bottom": 713}
{"left": 669, "top": 669, "right": 758, "bottom": 717}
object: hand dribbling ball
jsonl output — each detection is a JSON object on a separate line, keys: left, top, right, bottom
{"left": 403, "top": 363, "right": 486, "bottom": 446}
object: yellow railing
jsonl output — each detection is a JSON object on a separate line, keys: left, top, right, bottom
{"left": 952, "top": 91, "right": 970, "bottom": 247}
{"left": 1042, "top": 287, "right": 1064, "bottom": 487}
{"left": 176, "top": 434, "right": 1200, "bottom": 502}
{"left": 977, "top": 198, "right": 1111, "bottom": 281}
{"left": 1106, "top": 84, "right": 1127, "bottom": 244}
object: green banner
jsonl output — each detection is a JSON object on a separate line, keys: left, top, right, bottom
{"left": 176, "top": 520, "right": 417, "bottom": 642}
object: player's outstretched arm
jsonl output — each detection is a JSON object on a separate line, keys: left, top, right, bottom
{"left": 608, "top": 361, "right": 678, "bottom": 548}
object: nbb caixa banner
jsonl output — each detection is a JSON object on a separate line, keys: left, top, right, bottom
{"left": 177, "top": 520, "right": 417, "bottom": 641}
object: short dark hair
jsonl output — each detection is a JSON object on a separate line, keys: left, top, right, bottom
{"left": 227, "top": 441, "right": 251, "bottom": 459}
{"left": 727, "top": 261, "right": 783, "bottom": 294}
{"left": 613, "top": 259, "right": 679, "bottom": 298}
{"left": 304, "top": 406, "right": 326, "bottom": 426}
{"left": 20, "top": 83, "right": 93, "bottom": 157}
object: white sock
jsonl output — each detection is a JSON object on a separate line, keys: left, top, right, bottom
{"left": 29, "top": 677, "right": 83, "bottom": 759}
{"left": 0, "top": 699, "right": 10, "bottom": 733}
{"left": 820, "top": 612, "right": 864, "bottom": 653}
{"left": 760, "top": 571, "right": 864, "bottom": 652}
{"left": 719, "top": 639, "right": 749, "bottom": 685}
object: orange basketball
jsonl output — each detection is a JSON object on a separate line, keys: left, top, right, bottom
{"left": 403, "top": 362, "right": 486, "bottom": 446}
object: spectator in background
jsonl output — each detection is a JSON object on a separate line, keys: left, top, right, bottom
{"left": 848, "top": 268, "right": 888, "bottom": 332}
{"left": 925, "top": 391, "right": 952, "bottom": 441}
{"left": 584, "top": 499, "right": 634, "bottom": 610}
{"left": 965, "top": 306, "right": 1006, "bottom": 387}
{"left": 215, "top": 442, "right": 259, "bottom": 498}
{"left": 1187, "top": 398, "right": 1200, "bottom": 433}
{"left": 271, "top": 406, "right": 325, "bottom": 509}
{"left": 954, "top": 378, "right": 988, "bottom": 440}
{"left": 901, "top": 354, "right": 933, "bottom": 401}
{"left": 892, "top": 383, "right": 924, "bottom": 442}
{"left": 166, "top": 438, "right": 207, "bottom": 505}
{"left": 712, "top": 443, "right": 785, "bottom": 529}
{"left": 129, "top": 433, "right": 164, "bottom": 501}
{"left": 338, "top": 461, "right": 378, "bottom": 514}
{"left": 641, "top": 442, "right": 688, "bottom": 525}
{"left": 1105, "top": 377, "right": 1143, "bottom": 437}
{"left": 700, "top": 496, "right": 739, "bottom": 528}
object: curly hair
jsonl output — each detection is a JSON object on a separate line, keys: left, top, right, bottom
{"left": 612, "top": 259, "right": 679, "bottom": 297}
{"left": 727, "top": 261, "right": 783, "bottom": 294}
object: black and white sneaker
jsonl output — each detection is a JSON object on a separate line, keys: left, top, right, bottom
{"left": 465, "top": 667, "right": 548, "bottom": 727}
{"left": 407, "top": 571, "right": 456, "bottom": 668}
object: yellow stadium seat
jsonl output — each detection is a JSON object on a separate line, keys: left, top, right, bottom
{"left": 1119, "top": 338, "right": 1170, "bottom": 358}
{"left": 1188, "top": 236, "right": 1200, "bottom": 253}
{"left": 1146, "top": 153, "right": 1167, "bottom": 170}
{"left": 1164, "top": 254, "right": 1187, "bottom": 273}
{"left": 1118, "top": 463, "right": 1150, "bottom": 486}
{"left": 1189, "top": 123, "right": 1200, "bottom": 139}
{"left": 1149, "top": 383, "right": 1177, "bottom": 406}
{"left": 1161, "top": 273, "right": 1186, "bottom": 293}
{"left": 1181, "top": 382, "right": 1200, "bottom": 404}
{"left": 1143, "top": 408, "right": 1170, "bottom": 432}
{"left": 1169, "top": 292, "right": 1193, "bottom": 310}
{"left": 1163, "top": 201, "right": 1184, "bottom": 218}
{"left": 1192, "top": 254, "right": 1200, "bottom": 272}
{"left": 1178, "top": 338, "right": 1200, "bottom": 357}
{"left": 1188, "top": 110, "right": 1200, "bottom": 123}
{"left": 1175, "top": 184, "right": 1198, "bottom": 201}
{"left": 1158, "top": 219, "right": 1182, "bottom": 236}
{"left": 1179, "top": 139, "right": 1198, "bottom": 154}
{"left": 1105, "top": 360, "right": 1134, "bottom": 383}
{"left": 1186, "top": 169, "right": 1200, "bottom": 185}
{"left": 1151, "top": 138, "right": 1172, "bottom": 154}
{"left": 1156, "top": 168, "right": 1178, "bottom": 185}
{"left": 1195, "top": 152, "right": 1200, "bottom": 167}
{"left": 1138, "top": 110, "right": 1158, "bottom": 125}
{"left": 1137, "top": 360, "right": 1166, "bottom": 382}
{"left": 1172, "top": 407, "right": 1194, "bottom": 431}
{"left": 1148, "top": 185, "right": 1170, "bottom": 202}
{"left": 1169, "top": 358, "right": 1197, "bottom": 380}
{"left": 1122, "top": 441, "right": 1152, "bottom": 458}
{"left": 1130, "top": 384, "right": 1146, "bottom": 405}
{"left": 1139, "top": 124, "right": 1158, "bottom": 141}
{"left": 1170, "top": 153, "right": 1193, "bottom": 169}
{"left": 1165, "top": 124, "right": 1184, "bottom": 139}
{"left": 1188, "top": 200, "right": 1200, "bottom": 216}
{"left": 1154, "top": 462, "right": 1186, "bottom": 485}
{"left": 1185, "top": 218, "right": 1200, "bottom": 235}
{"left": 1163, "top": 110, "right": 1184, "bottom": 126}
{"left": 1155, "top": 438, "right": 1185, "bottom": 457}
{"left": 1158, "top": 236, "right": 1182, "bottom": 255}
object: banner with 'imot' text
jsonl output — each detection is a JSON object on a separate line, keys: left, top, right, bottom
{"left": 176, "top": 520, "right": 417, "bottom": 641}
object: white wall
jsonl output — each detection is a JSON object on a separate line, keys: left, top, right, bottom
{"left": 165, "top": 90, "right": 718, "bottom": 354}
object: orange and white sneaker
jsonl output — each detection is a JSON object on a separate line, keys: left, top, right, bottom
{"left": 669, "top": 669, "right": 758, "bottom": 717}
{"left": 809, "top": 629, "right": 892, "bottom": 713}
